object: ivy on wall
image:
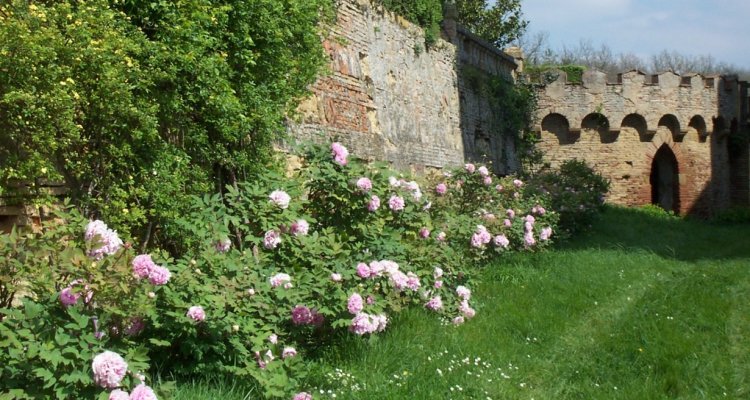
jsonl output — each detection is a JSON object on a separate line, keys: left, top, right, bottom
{"left": 524, "top": 64, "right": 587, "bottom": 84}
{"left": 376, "top": 0, "right": 443, "bottom": 46}
{"left": 460, "top": 65, "right": 540, "bottom": 173}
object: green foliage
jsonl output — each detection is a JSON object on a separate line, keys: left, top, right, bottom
{"left": 461, "top": 65, "right": 539, "bottom": 172}
{"left": 455, "top": 0, "right": 527, "bottom": 48}
{"left": 524, "top": 64, "right": 587, "bottom": 84}
{"left": 143, "top": 143, "right": 562, "bottom": 396}
{"left": 426, "top": 164, "right": 558, "bottom": 256}
{"left": 146, "top": 143, "right": 476, "bottom": 397}
{"left": 527, "top": 159, "right": 610, "bottom": 235}
{"left": 0, "top": 0, "right": 333, "bottom": 247}
{"left": 0, "top": 206, "right": 159, "bottom": 399}
{"left": 711, "top": 206, "right": 750, "bottom": 224}
{"left": 377, "top": 0, "right": 443, "bottom": 46}
{"left": 0, "top": 143, "right": 572, "bottom": 399}
{"left": 377, "top": 0, "right": 528, "bottom": 49}
{"left": 636, "top": 203, "right": 680, "bottom": 220}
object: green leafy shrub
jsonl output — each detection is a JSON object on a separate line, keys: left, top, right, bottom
{"left": 527, "top": 159, "right": 610, "bottom": 235}
{"left": 427, "top": 163, "right": 559, "bottom": 258}
{"left": 0, "top": 0, "right": 334, "bottom": 247}
{"left": 0, "top": 206, "right": 162, "bottom": 399}
{"left": 377, "top": 0, "right": 443, "bottom": 46}
{"left": 524, "top": 64, "right": 587, "bottom": 84}
{"left": 1, "top": 143, "right": 568, "bottom": 399}
{"left": 711, "top": 206, "right": 750, "bottom": 224}
{"left": 636, "top": 204, "right": 680, "bottom": 220}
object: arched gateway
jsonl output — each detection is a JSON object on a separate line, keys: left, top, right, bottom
{"left": 650, "top": 144, "right": 680, "bottom": 213}
{"left": 533, "top": 69, "right": 749, "bottom": 215}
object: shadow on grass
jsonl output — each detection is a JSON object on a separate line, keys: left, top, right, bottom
{"left": 559, "top": 205, "right": 750, "bottom": 262}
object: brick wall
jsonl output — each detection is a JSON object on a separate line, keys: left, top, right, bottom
{"left": 287, "top": 0, "right": 518, "bottom": 173}
{"left": 534, "top": 69, "right": 748, "bottom": 215}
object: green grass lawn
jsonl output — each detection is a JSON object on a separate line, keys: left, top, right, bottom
{"left": 175, "top": 206, "right": 750, "bottom": 399}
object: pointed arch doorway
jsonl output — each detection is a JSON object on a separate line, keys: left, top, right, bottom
{"left": 650, "top": 144, "right": 680, "bottom": 213}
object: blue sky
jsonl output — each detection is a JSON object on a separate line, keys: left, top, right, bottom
{"left": 513, "top": 0, "right": 750, "bottom": 68}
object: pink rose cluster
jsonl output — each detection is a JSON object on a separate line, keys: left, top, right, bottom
{"left": 109, "top": 384, "right": 158, "bottom": 400}
{"left": 290, "top": 219, "right": 309, "bottom": 236}
{"left": 264, "top": 230, "right": 282, "bottom": 249}
{"left": 523, "top": 215, "right": 536, "bottom": 247}
{"left": 85, "top": 220, "right": 123, "bottom": 260}
{"left": 350, "top": 312, "right": 388, "bottom": 335}
{"left": 388, "top": 195, "right": 405, "bottom": 212}
{"left": 452, "top": 285, "right": 476, "bottom": 324}
{"left": 435, "top": 182, "right": 447, "bottom": 195}
{"left": 331, "top": 142, "right": 349, "bottom": 166}
{"left": 493, "top": 234, "right": 510, "bottom": 249}
{"left": 282, "top": 347, "right": 297, "bottom": 359}
{"left": 540, "top": 226, "right": 553, "bottom": 241}
{"left": 215, "top": 238, "right": 232, "bottom": 253}
{"left": 470, "top": 225, "right": 492, "bottom": 248}
{"left": 388, "top": 176, "right": 423, "bottom": 201}
{"left": 291, "top": 305, "right": 324, "bottom": 326}
{"left": 425, "top": 295, "right": 443, "bottom": 311}
{"left": 186, "top": 305, "right": 206, "bottom": 322}
{"left": 270, "top": 273, "right": 292, "bottom": 289}
{"left": 532, "top": 204, "right": 546, "bottom": 215}
{"left": 390, "top": 270, "right": 421, "bottom": 291}
{"left": 294, "top": 392, "right": 313, "bottom": 400}
{"left": 347, "top": 293, "right": 364, "bottom": 314}
{"left": 59, "top": 279, "right": 93, "bottom": 307}
{"left": 356, "top": 177, "right": 372, "bottom": 193}
{"left": 402, "top": 180, "right": 422, "bottom": 200}
{"left": 269, "top": 190, "right": 291, "bottom": 209}
{"left": 92, "top": 350, "right": 128, "bottom": 389}
{"left": 367, "top": 195, "right": 381, "bottom": 212}
{"left": 388, "top": 176, "right": 400, "bottom": 187}
{"left": 131, "top": 254, "right": 171, "bottom": 285}
{"left": 356, "top": 260, "right": 419, "bottom": 291}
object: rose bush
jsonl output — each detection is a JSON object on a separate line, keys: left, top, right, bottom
{"left": 0, "top": 206, "right": 161, "bottom": 399}
{"left": 0, "top": 143, "right": 577, "bottom": 399}
{"left": 526, "top": 159, "right": 610, "bottom": 235}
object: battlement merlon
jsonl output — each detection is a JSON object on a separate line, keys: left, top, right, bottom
{"left": 533, "top": 67, "right": 748, "bottom": 134}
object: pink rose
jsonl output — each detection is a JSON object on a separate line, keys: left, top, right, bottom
{"left": 331, "top": 142, "right": 349, "bottom": 166}
{"left": 186, "top": 306, "right": 206, "bottom": 322}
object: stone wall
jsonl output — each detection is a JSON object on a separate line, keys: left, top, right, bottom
{"left": 452, "top": 27, "right": 522, "bottom": 174}
{"left": 534, "top": 69, "right": 748, "bottom": 215}
{"left": 287, "top": 0, "right": 518, "bottom": 173}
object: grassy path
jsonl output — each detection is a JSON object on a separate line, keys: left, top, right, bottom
{"left": 176, "top": 207, "right": 750, "bottom": 399}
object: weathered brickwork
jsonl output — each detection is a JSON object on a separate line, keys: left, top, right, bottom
{"left": 287, "top": 0, "right": 518, "bottom": 173}
{"left": 535, "top": 69, "right": 749, "bottom": 215}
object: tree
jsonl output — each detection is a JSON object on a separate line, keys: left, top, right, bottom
{"left": 0, "top": 0, "right": 334, "bottom": 249}
{"left": 513, "top": 30, "right": 551, "bottom": 65}
{"left": 455, "top": 0, "right": 528, "bottom": 48}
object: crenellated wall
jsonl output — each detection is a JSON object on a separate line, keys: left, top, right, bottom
{"left": 534, "top": 69, "right": 748, "bottom": 215}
